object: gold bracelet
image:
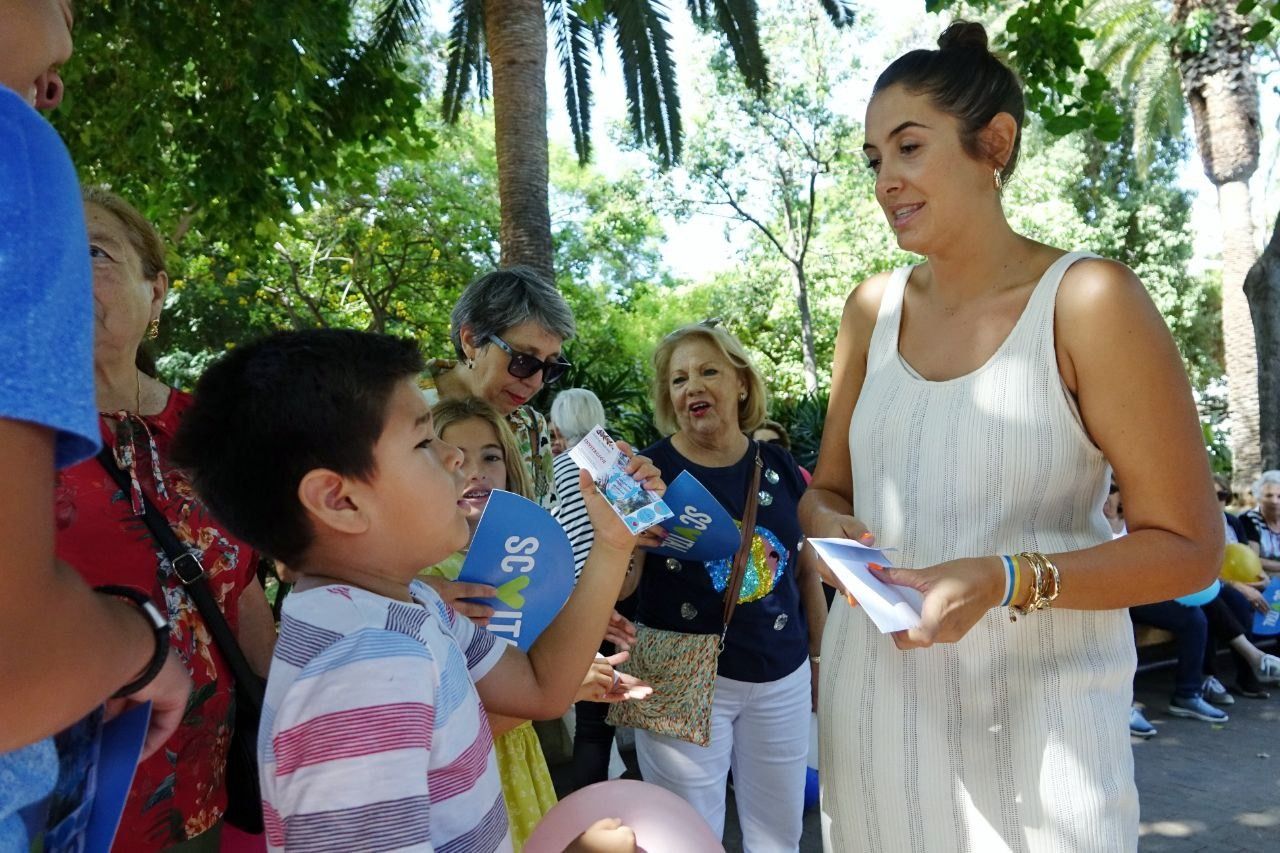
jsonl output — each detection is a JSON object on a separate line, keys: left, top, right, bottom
{"left": 1009, "top": 552, "right": 1060, "bottom": 621}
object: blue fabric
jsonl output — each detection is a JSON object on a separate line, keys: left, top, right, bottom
{"left": 0, "top": 740, "right": 57, "bottom": 851}
{"left": 0, "top": 84, "right": 100, "bottom": 852}
{"left": 636, "top": 438, "right": 809, "bottom": 683}
{"left": 0, "top": 85, "right": 98, "bottom": 469}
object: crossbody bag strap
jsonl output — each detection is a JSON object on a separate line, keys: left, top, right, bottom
{"left": 720, "top": 441, "right": 763, "bottom": 633}
{"left": 96, "top": 448, "right": 264, "bottom": 713}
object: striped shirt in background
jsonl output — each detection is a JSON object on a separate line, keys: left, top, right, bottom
{"left": 260, "top": 580, "right": 511, "bottom": 852}
{"left": 553, "top": 451, "right": 594, "bottom": 580}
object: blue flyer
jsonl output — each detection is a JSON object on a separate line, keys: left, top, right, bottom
{"left": 1252, "top": 577, "right": 1280, "bottom": 636}
{"left": 459, "top": 490, "right": 576, "bottom": 650}
{"left": 650, "top": 471, "right": 741, "bottom": 562}
{"left": 84, "top": 702, "right": 151, "bottom": 852}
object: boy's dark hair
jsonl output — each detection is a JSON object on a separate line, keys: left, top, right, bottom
{"left": 170, "top": 329, "right": 424, "bottom": 564}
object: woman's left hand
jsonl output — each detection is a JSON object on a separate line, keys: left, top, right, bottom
{"left": 871, "top": 557, "right": 1004, "bottom": 649}
{"left": 604, "top": 609, "right": 637, "bottom": 651}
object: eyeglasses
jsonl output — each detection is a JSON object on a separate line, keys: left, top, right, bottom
{"left": 1217, "top": 490, "right": 1232, "bottom": 501}
{"left": 488, "top": 334, "right": 570, "bottom": 385}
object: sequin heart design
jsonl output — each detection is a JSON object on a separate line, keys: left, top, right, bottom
{"left": 495, "top": 575, "right": 531, "bottom": 609}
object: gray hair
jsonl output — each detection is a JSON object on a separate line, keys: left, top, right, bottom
{"left": 450, "top": 266, "right": 576, "bottom": 359}
{"left": 550, "top": 388, "right": 607, "bottom": 448}
{"left": 1252, "top": 470, "right": 1280, "bottom": 500}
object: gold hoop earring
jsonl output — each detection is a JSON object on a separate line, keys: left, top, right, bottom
{"left": 993, "top": 168, "right": 1003, "bottom": 192}
{"left": 146, "top": 319, "right": 160, "bottom": 340}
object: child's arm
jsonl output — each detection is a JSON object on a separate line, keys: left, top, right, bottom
{"left": 475, "top": 454, "right": 663, "bottom": 720}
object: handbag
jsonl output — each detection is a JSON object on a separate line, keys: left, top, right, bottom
{"left": 606, "top": 443, "right": 763, "bottom": 746}
{"left": 97, "top": 449, "right": 266, "bottom": 834}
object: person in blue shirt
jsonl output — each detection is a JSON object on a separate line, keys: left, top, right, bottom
{"left": 0, "top": 1, "right": 191, "bottom": 846}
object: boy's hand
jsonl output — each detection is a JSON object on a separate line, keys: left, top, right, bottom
{"left": 565, "top": 818, "right": 637, "bottom": 852}
{"left": 417, "top": 575, "right": 498, "bottom": 626}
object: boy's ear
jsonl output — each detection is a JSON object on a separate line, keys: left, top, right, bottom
{"left": 297, "top": 469, "right": 369, "bottom": 536}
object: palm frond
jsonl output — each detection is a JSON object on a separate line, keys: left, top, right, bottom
{"left": 549, "top": 1, "right": 596, "bottom": 164}
{"left": 442, "top": 0, "right": 486, "bottom": 123}
{"left": 1081, "top": 0, "right": 1181, "bottom": 174}
{"left": 366, "top": 0, "right": 428, "bottom": 64}
{"left": 818, "top": 0, "right": 856, "bottom": 27}
{"left": 609, "top": 0, "right": 683, "bottom": 166}
{"left": 687, "top": 0, "right": 769, "bottom": 95}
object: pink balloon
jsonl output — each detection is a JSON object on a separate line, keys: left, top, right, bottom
{"left": 525, "top": 779, "right": 725, "bottom": 853}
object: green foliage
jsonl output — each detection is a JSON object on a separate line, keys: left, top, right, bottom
{"left": 769, "top": 392, "right": 829, "bottom": 470}
{"left": 930, "top": 0, "right": 1123, "bottom": 140}
{"left": 55, "top": 1, "right": 426, "bottom": 252}
{"left": 424, "top": 0, "right": 857, "bottom": 166}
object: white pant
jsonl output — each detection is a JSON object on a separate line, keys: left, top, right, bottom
{"left": 635, "top": 661, "right": 810, "bottom": 852}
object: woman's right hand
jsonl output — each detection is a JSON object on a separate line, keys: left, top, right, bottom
{"left": 417, "top": 575, "right": 497, "bottom": 626}
{"left": 807, "top": 514, "right": 876, "bottom": 606}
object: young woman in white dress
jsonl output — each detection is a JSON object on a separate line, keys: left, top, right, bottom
{"left": 799, "top": 21, "right": 1222, "bottom": 853}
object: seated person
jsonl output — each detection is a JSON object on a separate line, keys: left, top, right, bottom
{"left": 169, "top": 329, "right": 652, "bottom": 852}
{"left": 1115, "top": 482, "right": 1227, "bottom": 723}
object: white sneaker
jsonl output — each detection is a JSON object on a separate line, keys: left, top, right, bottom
{"left": 1203, "top": 675, "right": 1235, "bottom": 706}
{"left": 1256, "top": 653, "right": 1280, "bottom": 685}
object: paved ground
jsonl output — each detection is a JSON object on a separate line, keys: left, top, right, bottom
{"left": 718, "top": 662, "right": 1280, "bottom": 852}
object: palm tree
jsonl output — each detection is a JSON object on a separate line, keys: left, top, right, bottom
{"left": 368, "top": 0, "right": 855, "bottom": 280}
{"left": 1086, "top": 0, "right": 1269, "bottom": 483}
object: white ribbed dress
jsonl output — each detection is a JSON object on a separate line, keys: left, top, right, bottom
{"left": 819, "top": 252, "right": 1139, "bottom": 853}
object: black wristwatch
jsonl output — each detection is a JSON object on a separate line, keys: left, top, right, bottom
{"left": 96, "top": 585, "right": 170, "bottom": 698}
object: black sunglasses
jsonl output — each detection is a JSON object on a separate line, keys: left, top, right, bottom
{"left": 488, "top": 334, "right": 570, "bottom": 385}
{"left": 1217, "top": 490, "right": 1232, "bottom": 501}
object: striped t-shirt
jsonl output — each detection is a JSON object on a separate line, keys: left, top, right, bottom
{"left": 552, "top": 450, "right": 593, "bottom": 579}
{"left": 260, "top": 580, "right": 511, "bottom": 852}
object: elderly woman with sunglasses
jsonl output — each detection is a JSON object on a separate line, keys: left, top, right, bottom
{"left": 422, "top": 266, "right": 573, "bottom": 517}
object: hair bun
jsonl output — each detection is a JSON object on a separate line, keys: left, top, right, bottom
{"left": 937, "top": 20, "right": 989, "bottom": 52}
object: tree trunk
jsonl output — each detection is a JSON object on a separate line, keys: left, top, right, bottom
{"left": 1218, "top": 181, "right": 1263, "bottom": 484}
{"left": 788, "top": 262, "right": 818, "bottom": 395}
{"left": 1244, "top": 213, "right": 1280, "bottom": 471}
{"left": 483, "top": 0, "right": 553, "bottom": 281}
{"left": 1173, "top": 0, "right": 1263, "bottom": 488}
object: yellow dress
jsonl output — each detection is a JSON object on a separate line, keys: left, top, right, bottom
{"left": 420, "top": 558, "right": 558, "bottom": 850}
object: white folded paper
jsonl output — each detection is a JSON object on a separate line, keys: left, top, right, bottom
{"left": 807, "top": 538, "right": 923, "bottom": 633}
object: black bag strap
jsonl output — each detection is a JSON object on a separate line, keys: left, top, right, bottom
{"left": 96, "top": 448, "right": 264, "bottom": 713}
{"left": 719, "top": 441, "right": 763, "bottom": 634}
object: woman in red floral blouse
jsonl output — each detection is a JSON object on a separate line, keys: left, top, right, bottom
{"left": 54, "top": 187, "right": 276, "bottom": 851}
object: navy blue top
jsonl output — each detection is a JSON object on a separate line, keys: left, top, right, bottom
{"left": 636, "top": 436, "right": 809, "bottom": 683}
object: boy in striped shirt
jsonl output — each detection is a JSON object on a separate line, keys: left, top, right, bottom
{"left": 171, "top": 330, "right": 651, "bottom": 852}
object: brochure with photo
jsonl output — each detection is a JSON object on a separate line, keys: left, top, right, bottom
{"left": 568, "top": 425, "right": 673, "bottom": 533}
